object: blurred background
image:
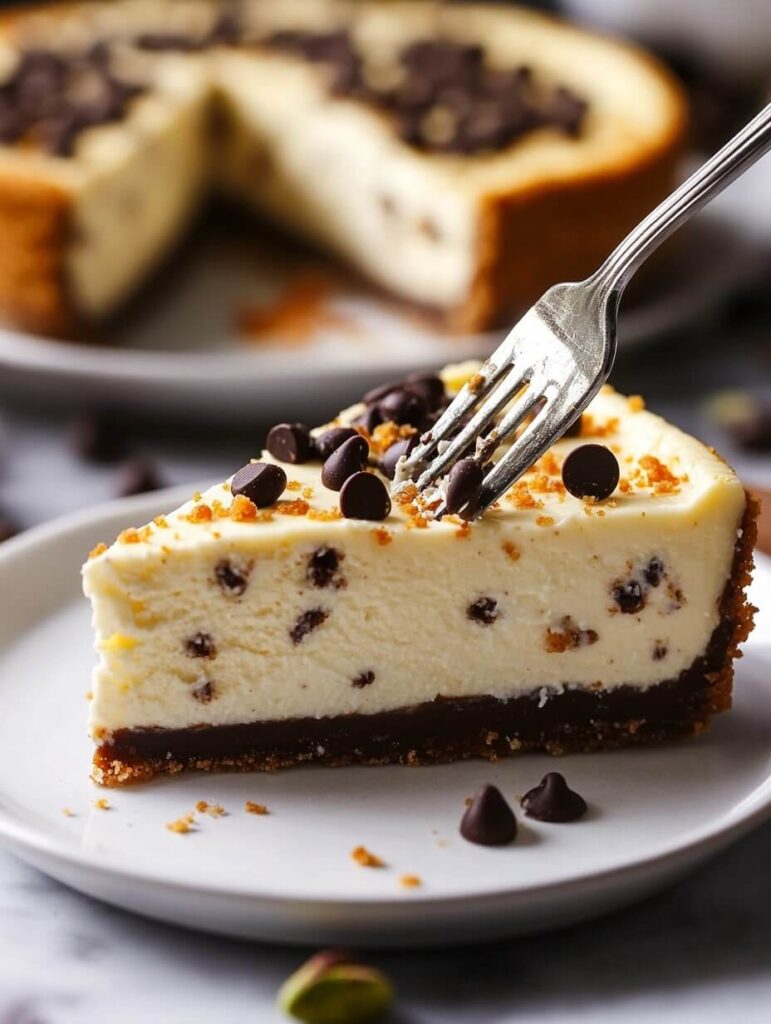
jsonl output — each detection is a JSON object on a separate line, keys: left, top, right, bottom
{"left": 0, "top": 0, "right": 767, "bottom": 546}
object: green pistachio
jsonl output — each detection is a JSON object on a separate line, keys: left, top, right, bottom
{"left": 278, "top": 951, "right": 394, "bottom": 1024}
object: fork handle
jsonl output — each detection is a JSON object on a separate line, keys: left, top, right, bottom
{"left": 592, "top": 101, "right": 771, "bottom": 297}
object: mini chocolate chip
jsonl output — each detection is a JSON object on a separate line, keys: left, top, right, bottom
{"left": 352, "top": 670, "right": 375, "bottom": 688}
{"left": 467, "top": 597, "right": 499, "bottom": 625}
{"left": 378, "top": 388, "right": 427, "bottom": 427}
{"left": 562, "top": 443, "right": 619, "bottom": 500}
{"left": 215, "top": 558, "right": 250, "bottom": 597}
{"left": 69, "top": 414, "right": 126, "bottom": 463}
{"left": 339, "top": 471, "right": 392, "bottom": 521}
{"left": 521, "top": 772, "right": 587, "bottom": 822}
{"left": 380, "top": 434, "right": 418, "bottom": 480}
{"left": 445, "top": 458, "right": 483, "bottom": 515}
{"left": 405, "top": 372, "right": 446, "bottom": 410}
{"left": 612, "top": 580, "right": 645, "bottom": 614}
{"left": 353, "top": 404, "right": 383, "bottom": 434}
{"left": 185, "top": 632, "right": 216, "bottom": 658}
{"left": 231, "top": 461, "right": 287, "bottom": 507}
{"left": 322, "top": 435, "right": 369, "bottom": 491}
{"left": 116, "top": 457, "right": 164, "bottom": 498}
{"left": 644, "top": 557, "right": 665, "bottom": 588}
{"left": 314, "top": 426, "right": 358, "bottom": 462}
{"left": 192, "top": 680, "right": 215, "bottom": 703}
{"left": 460, "top": 784, "right": 517, "bottom": 846}
{"left": 290, "top": 608, "right": 328, "bottom": 644}
{"left": 653, "top": 643, "right": 668, "bottom": 661}
{"left": 266, "top": 422, "right": 313, "bottom": 464}
{"left": 307, "top": 546, "right": 343, "bottom": 588}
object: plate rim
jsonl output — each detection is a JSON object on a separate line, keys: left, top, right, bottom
{"left": 0, "top": 489, "right": 769, "bottom": 911}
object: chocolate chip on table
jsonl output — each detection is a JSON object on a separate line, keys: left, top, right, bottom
{"left": 314, "top": 426, "right": 358, "bottom": 462}
{"left": 352, "top": 670, "right": 375, "bottom": 688}
{"left": 231, "top": 461, "right": 287, "bottom": 507}
{"left": 266, "top": 422, "right": 313, "bottom": 465}
{"left": 116, "top": 457, "right": 164, "bottom": 498}
{"left": 185, "top": 632, "right": 216, "bottom": 659}
{"left": 467, "top": 597, "right": 499, "bottom": 625}
{"left": 378, "top": 387, "right": 427, "bottom": 427}
{"left": 460, "top": 784, "right": 517, "bottom": 846}
{"left": 290, "top": 608, "right": 328, "bottom": 645}
{"left": 339, "top": 472, "right": 392, "bottom": 521}
{"left": 322, "top": 435, "right": 369, "bottom": 491}
{"left": 612, "top": 579, "right": 645, "bottom": 614}
{"left": 445, "top": 458, "right": 484, "bottom": 515}
{"left": 215, "top": 558, "right": 251, "bottom": 597}
{"left": 561, "top": 443, "right": 619, "bottom": 500}
{"left": 69, "top": 413, "right": 126, "bottom": 463}
{"left": 380, "top": 434, "right": 418, "bottom": 481}
{"left": 521, "top": 772, "right": 587, "bottom": 822}
{"left": 307, "top": 546, "right": 343, "bottom": 588}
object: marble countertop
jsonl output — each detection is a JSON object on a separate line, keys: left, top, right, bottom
{"left": 0, "top": 301, "right": 769, "bottom": 1023}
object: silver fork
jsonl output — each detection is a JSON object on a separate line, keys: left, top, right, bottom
{"left": 402, "top": 102, "right": 771, "bottom": 520}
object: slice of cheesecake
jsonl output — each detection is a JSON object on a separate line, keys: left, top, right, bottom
{"left": 83, "top": 362, "right": 757, "bottom": 786}
{"left": 0, "top": 0, "right": 685, "bottom": 335}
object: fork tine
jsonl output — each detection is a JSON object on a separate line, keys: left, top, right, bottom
{"left": 414, "top": 368, "right": 531, "bottom": 491}
{"left": 401, "top": 358, "right": 511, "bottom": 475}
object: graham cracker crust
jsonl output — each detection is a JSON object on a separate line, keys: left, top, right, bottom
{"left": 92, "top": 492, "right": 759, "bottom": 787}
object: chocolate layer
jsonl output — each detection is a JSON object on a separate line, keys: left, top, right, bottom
{"left": 92, "top": 493, "right": 758, "bottom": 787}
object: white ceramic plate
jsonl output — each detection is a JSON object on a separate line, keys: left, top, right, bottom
{"left": 0, "top": 488, "right": 769, "bottom": 948}
{"left": 0, "top": 214, "right": 755, "bottom": 424}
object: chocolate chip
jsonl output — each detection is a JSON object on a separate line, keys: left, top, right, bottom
{"left": 321, "top": 435, "right": 369, "bottom": 491}
{"left": 352, "top": 670, "right": 375, "bottom": 688}
{"left": 231, "top": 461, "right": 287, "bottom": 507}
{"left": 467, "top": 597, "right": 499, "bottom": 625}
{"left": 339, "top": 472, "right": 391, "bottom": 521}
{"left": 612, "top": 580, "right": 645, "bottom": 614}
{"left": 460, "top": 784, "right": 517, "bottom": 846}
{"left": 215, "top": 558, "right": 251, "bottom": 597}
{"left": 644, "top": 557, "right": 665, "bottom": 588}
{"left": 378, "top": 387, "right": 427, "bottom": 427}
{"left": 363, "top": 380, "right": 401, "bottom": 405}
{"left": 405, "top": 372, "right": 446, "bottom": 411}
{"left": 290, "top": 608, "right": 328, "bottom": 645}
{"left": 69, "top": 414, "right": 126, "bottom": 463}
{"left": 116, "top": 457, "right": 164, "bottom": 498}
{"left": 314, "top": 426, "right": 358, "bottom": 462}
{"left": 136, "top": 32, "right": 203, "bottom": 52}
{"left": 653, "top": 643, "right": 668, "bottom": 661}
{"left": 266, "top": 423, "right": 313, "bottom": 465}
{"left": 445, "top": 458, "right": 483, "bottom": 515}
{"left": 185, "top": 632, "right": 216, "bottom": 659}
{"left": 307, "top": 546, "right": 343, "bottom": 588}
{"left": 562, "top": 444, "right": 619, "bottom": 500}
{"left": 521, "top": 772, "right": 587, "bottom": 823}
{"left": 380, "top": 434, "right": 418, "bottom": 480}
{"left": 192, "top": 680, "right": 215, "bottom": 703}
{"left": 353, "top": 404, "right": 383, "bottom": 434}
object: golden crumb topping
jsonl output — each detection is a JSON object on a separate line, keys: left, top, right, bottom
{"left": 118, "top": 526, "right": 152, "bottom": 544}
{"left": 88, "top": 542, "right": 107, "bottom": 559}
{"left": 276, "top": 498, "right": 311, "bottom": 516}
{"left": 183, "top": 503, "right": 214, "bottom": 524}
{"left": 229, "top": 494, "right": 259, "bottom": 521}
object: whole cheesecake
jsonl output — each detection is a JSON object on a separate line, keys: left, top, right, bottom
{"left": 83, "top": 362, "right": 757, "bottom": 786}
{"left": 0, "top": 0, "right": 685, "bottom": 335}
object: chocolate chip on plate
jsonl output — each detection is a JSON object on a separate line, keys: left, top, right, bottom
{"left": 521, "top": 772, "right": 587, "bottom": 822}
{"left": 314, "top": 426, "right": 358, "bottom": 462}
{"left": 116, "top": 457, "right": 164, "bottom": 498}
{"left": 339, "top": 471, "right": 392, "bottom": 521}
{"left": 561, "top": 443, "right": 619, "bottom": 500}
{"left": 445, "top": 458, "right": 484, "bottom": 515}
{"left": 460, "top": 784, "right": 517, "bottom": 846}
{"left": 266, "top": 422, "right": 313, "bottom": 464}
{"left": 322, "top": 435, "right": 369, "bottom": 491}
{"left": 380, "top": 434, "right": 418, "bottom": 480}
{"left": 231, "top": 461, "right": 287, "bottom": 507}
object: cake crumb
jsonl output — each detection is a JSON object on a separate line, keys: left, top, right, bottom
{"left": 166, "top": 812, "right": 196, "bottom": 834}
{"left": 62, "top": 807, "right": 75, "bottom": 817}
{"left": 196, "top": 800, "right": 226, "bottom": 818}
{"left": 93, "top": 798, "right": 110, "bottom": 810}
{"left": 245, "top": 800, "right": 269, "bottom": 815}
{"left": 351, "top": 845, "right": 385, "bottom": 868}
{"left": 399, "top": 874, "right": 422, "bottom": 889}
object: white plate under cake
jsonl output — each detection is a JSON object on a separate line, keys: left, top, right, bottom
{"left": 82, "top": 362, "right": 757, "bottom": 786}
